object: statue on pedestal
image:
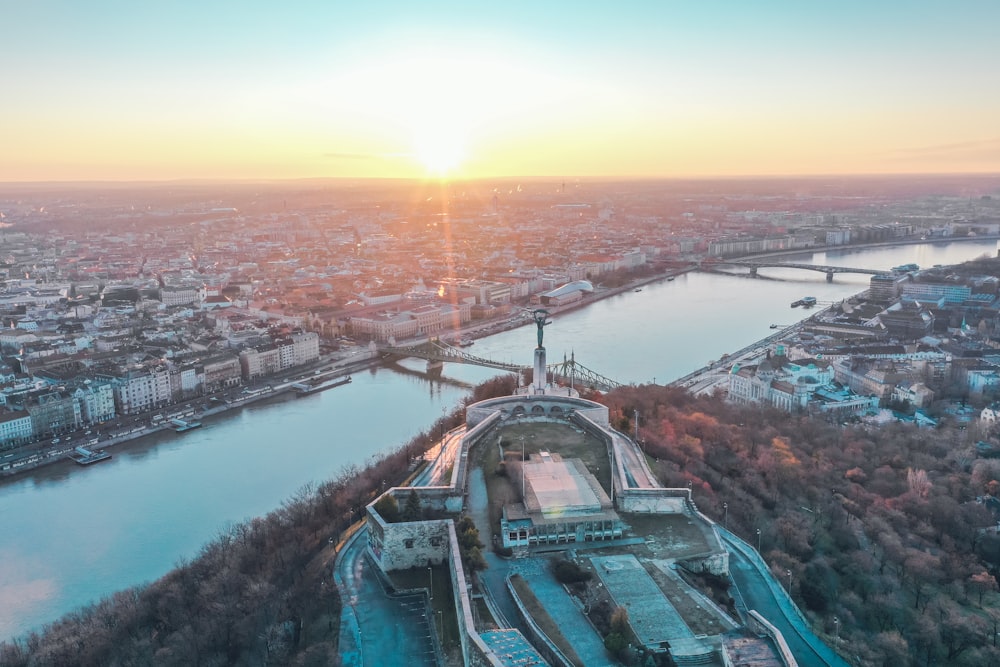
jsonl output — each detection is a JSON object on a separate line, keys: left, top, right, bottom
{"left": 533, "top": 309, "right": 551, "bottom": 349}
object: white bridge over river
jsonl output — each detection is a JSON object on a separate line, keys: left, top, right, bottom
{"left": 378, "top": 339, "right": 624, "bottom": 392}
{"left": 710, "top": 259, "right": 887, "bottom": 282}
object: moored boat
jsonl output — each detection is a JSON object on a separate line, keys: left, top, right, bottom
{"left": 170, "top": 419, "right": 203, "bottom": 433}
{"left": 293, "top": 375, "right": 352, "bottom": 397}
{"left": 69, "top": 446, "right": 112, "bottom": 465}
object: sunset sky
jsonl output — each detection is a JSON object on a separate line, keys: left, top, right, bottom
{"left": 3, "top": 1, "right": 998, "bottom": 182}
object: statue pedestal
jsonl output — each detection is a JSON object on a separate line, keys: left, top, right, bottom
{"left": 533, "top": 347, "right": 547, "bottom": 393}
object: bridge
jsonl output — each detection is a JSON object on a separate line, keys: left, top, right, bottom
{"left": 378, "top": 339, "right": 624, "bottom": 392}
{"left": 711, "top": 260, "right": 886, "bottom": 282}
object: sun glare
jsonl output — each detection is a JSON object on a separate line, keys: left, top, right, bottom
{"left": 413, "top": 125, "right": 466, "bottom": 177}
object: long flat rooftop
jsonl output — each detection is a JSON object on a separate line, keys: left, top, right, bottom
{"left": 591, "top": 554, "right": 694, "bottom": 645}
{"left": 523, "top": 453, "right": 610, "bottom": 518}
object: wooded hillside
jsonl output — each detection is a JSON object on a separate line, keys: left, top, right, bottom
{"left": 600, "top": 385, "right": 1000, "bottom": 666}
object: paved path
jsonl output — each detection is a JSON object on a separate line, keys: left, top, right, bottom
{"left": 720, "top": 530, "right": 847, "bottom": 667}
{"left": 466, "top": 468, "right": 524, "bottom": 631}
{"left": 511, "top": 557, "right": 613, "bottom": 666}
{"left": 335, "top": 526, "right": 438, "bottom": 667}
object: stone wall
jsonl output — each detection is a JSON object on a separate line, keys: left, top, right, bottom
{"left": 618, "top": 488, "right": 690, "bottom": 513}
{"left": 746, "top": 610, "right": 799, "bottom": 667}
{"left": 504, "top": 575, "right": 575, "bottom": 667}
{"left": 678, "top": 550, "right": 730, "bottom": 577}
{"left": 366, "top": 511, "right": 451, "bottom": 571}
{"left": 465, "top": 395, "right": 609, "bottom": 428}
{"left": 450, "top": 411, "right": 501, "bottom": 496}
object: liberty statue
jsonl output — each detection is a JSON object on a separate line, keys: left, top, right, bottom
{"left": 533, "top": 309, "right": 551, "bottom": 349}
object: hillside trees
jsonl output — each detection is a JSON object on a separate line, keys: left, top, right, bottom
{"left": 600, "top": 384, "right": 1000, "bottom": 666}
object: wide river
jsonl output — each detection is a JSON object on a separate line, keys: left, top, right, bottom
{"left": 1, "top": 240, "right": 996, "bottom": 641}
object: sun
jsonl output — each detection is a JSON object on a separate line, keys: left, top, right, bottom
{"left": 412, "top": 122, "right": 466, "bottom": 177}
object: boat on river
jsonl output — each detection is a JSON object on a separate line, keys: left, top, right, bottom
{"left": 292, "top": 375, "right": 352, "bottom": 397}
{"left": 790, "top": 296, "right": 817, "bottom": 308}
{"left": 69, "top": 446, "right": 112, "bottom": 466}
{"left": 169, "top": 418, "right": 203, "bottom": 433}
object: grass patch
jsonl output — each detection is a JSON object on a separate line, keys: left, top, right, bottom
{"left": 509, "top": 574, "right": 584, "bottom": 667}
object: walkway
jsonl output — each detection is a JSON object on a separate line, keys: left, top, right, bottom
{"left": 511, "top": 557, "right": 613, "bottom": 666}
{"left": 467, "top": 468, "right": 523, "bottom": 632}
{"left": 720, "top": 529, "right": 847, "bottom": 667}
{"left": 335, "top": 526, "right": 438, "bottom": 667}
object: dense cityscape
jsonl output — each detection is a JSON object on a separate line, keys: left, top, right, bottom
{"left": 5, "top": 0, "right": 1000, "bottom": 664}
{"left": 3, "top": 177, "right": 1000, "bottom": 474}
{"left": 2, "top": 177, "right": 1000, "bottom": 667}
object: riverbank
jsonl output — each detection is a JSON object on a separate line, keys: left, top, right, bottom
{"left": 437, "top": 231, "right": 1000, "bottom": 347}
{"left": 730, "top": 233, "right": 1000, "bottom": 263}
{"left": 670, "top": 302, "right": 839, "bottom": 396}
{"left": 1, "top": 236, "right": 988, "bottom": 480}
{"left": 442, "top": 265, "right": 690, "bottom": 345}
{"left": 5, "top": 238, "right": 996, "bottom": 643}
{"left": 0, "top": 358, "right": 370, "bottom": 480}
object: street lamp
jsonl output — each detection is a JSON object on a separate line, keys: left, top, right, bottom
{"left": 833, "top": 616, "right": 840, "bottom": 639}
{"left": 723, "top": 502, "right": 728, "bottom": 529}
{"left": 756, "top": 528, "right": 761, "bottom": 552}
{"left": 786, "top": 569, "right": 792, "bottom": 593}
{"left": 428, "top": 566, "right": 433, "bottom": 602}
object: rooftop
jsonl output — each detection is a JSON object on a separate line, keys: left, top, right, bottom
{"left": 522, "top": 454, "right": 609, "bottom": 518}
{"left": 479, "top": 630, "right": 547, "bottom": 666}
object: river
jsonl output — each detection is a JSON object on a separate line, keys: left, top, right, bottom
{"left": 1, "top": 239, "right": 996, "bottom": 641}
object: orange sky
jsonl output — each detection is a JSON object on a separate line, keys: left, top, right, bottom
{"left": 3, "top": 2, "right": 999, "bottom": 181}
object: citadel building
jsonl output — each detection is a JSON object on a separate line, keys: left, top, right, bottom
{"left": 360, "top": 312, "right": 764, "bottom": 666}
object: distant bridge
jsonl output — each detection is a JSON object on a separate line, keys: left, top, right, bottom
{"left": 711, "top": 260, "right": 886, "bottom": 282}
{"left": 378, "top": 339, "right": 624, "bottom": 392}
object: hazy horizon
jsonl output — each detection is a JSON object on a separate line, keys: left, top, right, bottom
{"left": 4, "top": 2, "right": 999, "bottom": 182}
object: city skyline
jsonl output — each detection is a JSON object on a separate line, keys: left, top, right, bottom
{"left": 3, "top": 1, "right": 999, "bottom": 182}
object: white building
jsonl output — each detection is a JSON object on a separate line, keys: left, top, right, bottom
{"left": 104, "top": 366, "right": 174, "bottom": 415}
{"left": 160, "top": 286, "right": 201, "bottom": 307}
{"left": 283, "top": 331, "right": 320, "bottom": 366}
{"left": 73, "top": 382, "right": 116, "bottom": 423}
{"left": 538, "top": 280, "right": 593, "bottom": 307}
{"left": 349, "top": 303, "right": 470, "bottom": 342}
{"left": 239, "top": 332, "right": 319, "bottom": 380}
{"left": 0, "top": 409, "right": 33, "bottom": 447}
{"left": 728, "top": 350, "right": 835, "bottom": 412}
{"left": 240, "top": 345, "right": 282, "bottom": 380}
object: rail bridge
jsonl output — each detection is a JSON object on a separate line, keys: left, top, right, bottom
{"left": 712, "top": 260, "right": 886, "bottom": 282}
{"left": 378, "top": 339, "right": 624, "bottom": 392}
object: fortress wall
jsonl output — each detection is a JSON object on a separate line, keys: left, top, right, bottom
{"left": 746, "top": 611, "right": 799, "bottom": 667}
{"left": 678, "top": 550, "right": 730, "bottom": 576}
{"left": 465, "top": 395, "right": 609, "bottom": 428}
{"left": 446, "top": 522, "right": 522, "bottom": 667}
{"left": 504, "top": 575, "right": 575, "bottom": 667}
{"left": 367, "top": 513, "right": 452, "bottom": 571}
{"left": 450, "top": 412, "right": 502, "bottom": 493}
